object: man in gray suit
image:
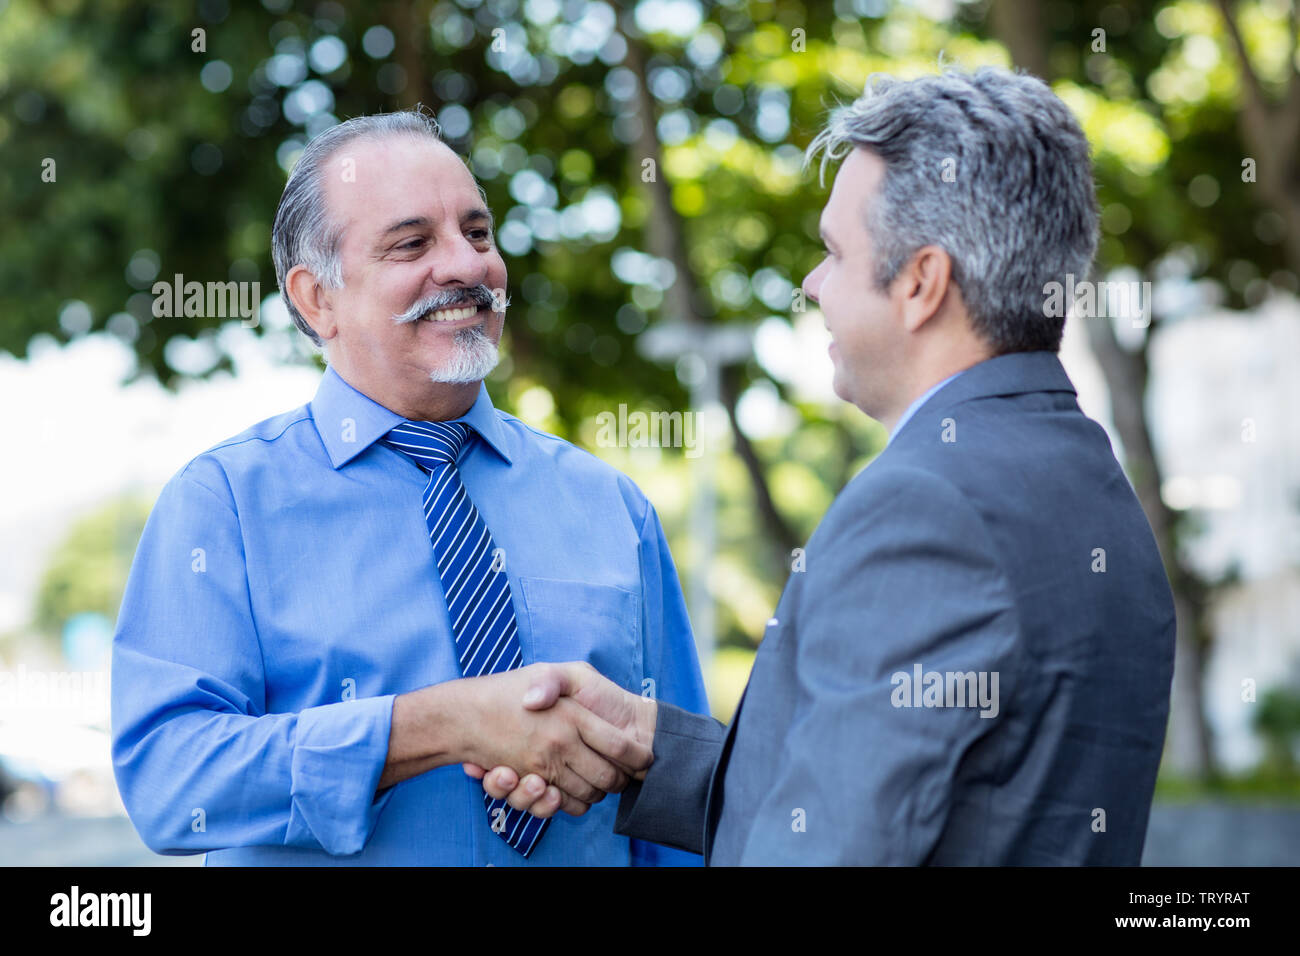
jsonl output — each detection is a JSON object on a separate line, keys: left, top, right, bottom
{"left": 465, "top": 66, "right": 1176, "bottom": 865}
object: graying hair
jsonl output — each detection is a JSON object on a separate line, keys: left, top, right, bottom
{"left": 806, "top": 66, "right": 1100, "bottom": 354}
{"left": 272, "top": 108, "right": 456, "bottom": 348}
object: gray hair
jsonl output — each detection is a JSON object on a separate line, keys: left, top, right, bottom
{"left": 806, "top": 66, "right": 1100, "bottom": 354}
{"left": 271, "top": 108, "right": 449, "bottom": 348}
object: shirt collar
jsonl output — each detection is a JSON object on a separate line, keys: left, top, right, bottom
{"left": 310, "top": 365, "right": 513, "bottom": 469}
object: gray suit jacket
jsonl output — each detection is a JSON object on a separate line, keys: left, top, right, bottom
{"left": 615, "top": 351, "right": 1175, "bottom": 864}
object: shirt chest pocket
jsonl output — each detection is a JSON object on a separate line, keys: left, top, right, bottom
{"left": 517, "top": 577, "right": 641, "bottom": 693}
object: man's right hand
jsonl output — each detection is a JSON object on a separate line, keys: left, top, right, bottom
{"left": 381, "top": 663, "right": 652, "bottom": 818}
{"left": 448, "top": 664, "right": 652, "bottom": 814}
{"left": 461, "top": 662, "right": 659, "bottom": 819}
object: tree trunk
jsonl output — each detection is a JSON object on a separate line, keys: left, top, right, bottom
{"left": 989, "top": 0, "right": 1051, "bottom": 79}
{"left": 720, "top": 365, "right": 801, "bottom": 559}
{"left": 620, "top": 22, "right": 800, "bottom": 567}
{"left": 1214, "top": 0, "right": 1300, "bottom": 276}
{"left": 386, "top": 0, "right": 432, "bottom": 110}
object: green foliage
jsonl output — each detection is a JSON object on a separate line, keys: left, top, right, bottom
{"left": 1254, "top": 685, "right": 1300, "bottom": 775}
{"left": 31, "top": 494, "right": 155, "bottom": 643}
{"left": 3, "top": 0, "right": 1293, "bottom": 663}
{"left": 1155, "top": 767, "right": 1300, "bottom": 803}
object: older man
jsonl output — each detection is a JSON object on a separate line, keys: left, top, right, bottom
{"left": 471, "top": 67, "right": 1177, "bottom": 865}
{"left": 110, "top": 110, "right": 708, "bottom": 866}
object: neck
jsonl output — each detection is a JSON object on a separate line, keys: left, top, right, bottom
{"left": 392, "top": 382, "right": 480, "bottom": 422}
{"left": 879, "top": 346, "right": 992, "bottom": 434}
{"left": 334, "top": 363, "right": 480, "bottom": 422}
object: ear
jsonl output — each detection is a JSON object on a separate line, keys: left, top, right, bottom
{"left": 895, "top": 245, "right": 953, "bottom": 334}
{"left": 285, "top": 264, "right": 337, "bottom": 344}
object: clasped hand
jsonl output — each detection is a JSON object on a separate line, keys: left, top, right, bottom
{"left": 461, "top": 661, "right": 657, "bottom": 818}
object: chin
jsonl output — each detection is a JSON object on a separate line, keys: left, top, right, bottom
{"left": 426, "top": 329, "right": 501, "bottom": 384}
{"left": 830, "top": 371, "right": 851, "bottom": 405}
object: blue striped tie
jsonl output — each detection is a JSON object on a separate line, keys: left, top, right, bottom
{"left": 382, "top": 419, "right": 549, "bottom": 857}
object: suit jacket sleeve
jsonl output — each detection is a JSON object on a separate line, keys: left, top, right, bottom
{"left": 737, "top": 465, "right": 1020, "bottom": 864}
{"left": 615, "top": 701, "right": 726, "bottom": 854}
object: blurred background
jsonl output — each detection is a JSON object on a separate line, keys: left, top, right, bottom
{"left": 1, "top": 0, "right": 1298, "bottom": 865}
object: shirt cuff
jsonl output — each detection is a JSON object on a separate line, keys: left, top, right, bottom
{"left": 286, "top": 693, "right": 397, "bottom": 855}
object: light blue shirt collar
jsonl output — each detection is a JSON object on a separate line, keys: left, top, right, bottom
{"left": 311, "top": 365, "right": 512, "bottom": 469}
{"left": 888, "top": 370, "right": 964, "bottom": 446}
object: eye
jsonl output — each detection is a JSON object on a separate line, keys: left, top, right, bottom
{"left": 468, "top": 228, "right": 493, "bottom": 243}
{"left": 398, "top": 237, "right": 426, "bottom": 250}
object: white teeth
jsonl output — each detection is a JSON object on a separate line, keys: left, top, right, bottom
{"left": 422, "top": 305, "right": 478, "bottom": 322}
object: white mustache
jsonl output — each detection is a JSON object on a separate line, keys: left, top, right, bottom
{"left": 392, "top": 285, "right": 506, "bottom": 324}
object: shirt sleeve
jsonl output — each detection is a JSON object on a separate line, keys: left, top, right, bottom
{"left": 627, "top": 497, "right": 711, "bottom": 867}
{"left": 110, "top": 465, "right": 398, "bottom": 857}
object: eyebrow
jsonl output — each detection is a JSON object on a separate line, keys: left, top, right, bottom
{"left": 376, "top": 207, "right": 495, "bottom": 240}
{"left": 464, "top": 208, "right": 494, "bottom": 229}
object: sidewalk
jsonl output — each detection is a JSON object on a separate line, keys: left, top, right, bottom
{"left": 1, "top": 802, "right": 1297, "bottom": 865}
{"left": 1142, "top": 801, "right": 1300, "bottom": 866}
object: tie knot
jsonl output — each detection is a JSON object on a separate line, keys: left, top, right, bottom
{"left": 383, "top": 420, "right": 473, "bottom": 470}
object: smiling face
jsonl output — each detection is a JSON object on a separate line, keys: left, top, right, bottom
{"left": 801, "top": 148, "right": 908, "bottom": 421}
{"left": 290, "top": 134, "right": 508, "bottom": 420}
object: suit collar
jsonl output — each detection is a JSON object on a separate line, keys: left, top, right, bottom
{"left": 927, "top": 350, "right": 1076, "bottom": 405}
{"left": 889, "top": 350, "right": 1076, "bottom": 444}
{"left": 310, "top": 365, "right": 512, "bottom": 469}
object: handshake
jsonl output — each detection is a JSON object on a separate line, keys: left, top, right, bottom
{"left": 452, "top": 662, "right": 659, "bottom": 818}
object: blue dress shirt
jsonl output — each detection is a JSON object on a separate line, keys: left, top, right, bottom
{"left": 110, "top": 365, "right": 709, "bottom": 866}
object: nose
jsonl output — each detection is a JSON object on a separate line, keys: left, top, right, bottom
{"left": 802, "top": 261, "right": 824, "bottom": 304}
{"left": 427, "top": 230, "right": 488, "bottom": 292}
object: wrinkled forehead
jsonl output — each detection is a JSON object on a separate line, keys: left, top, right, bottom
{"left": 322, "top": 134, "right": 485, "bottom": 236}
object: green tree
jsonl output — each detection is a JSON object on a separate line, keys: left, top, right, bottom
{"left": 4, "top": 1, "right": 1293, "bottom": 742}
{"left": 31, "top": 494, "right": 154, "bottom": 643}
